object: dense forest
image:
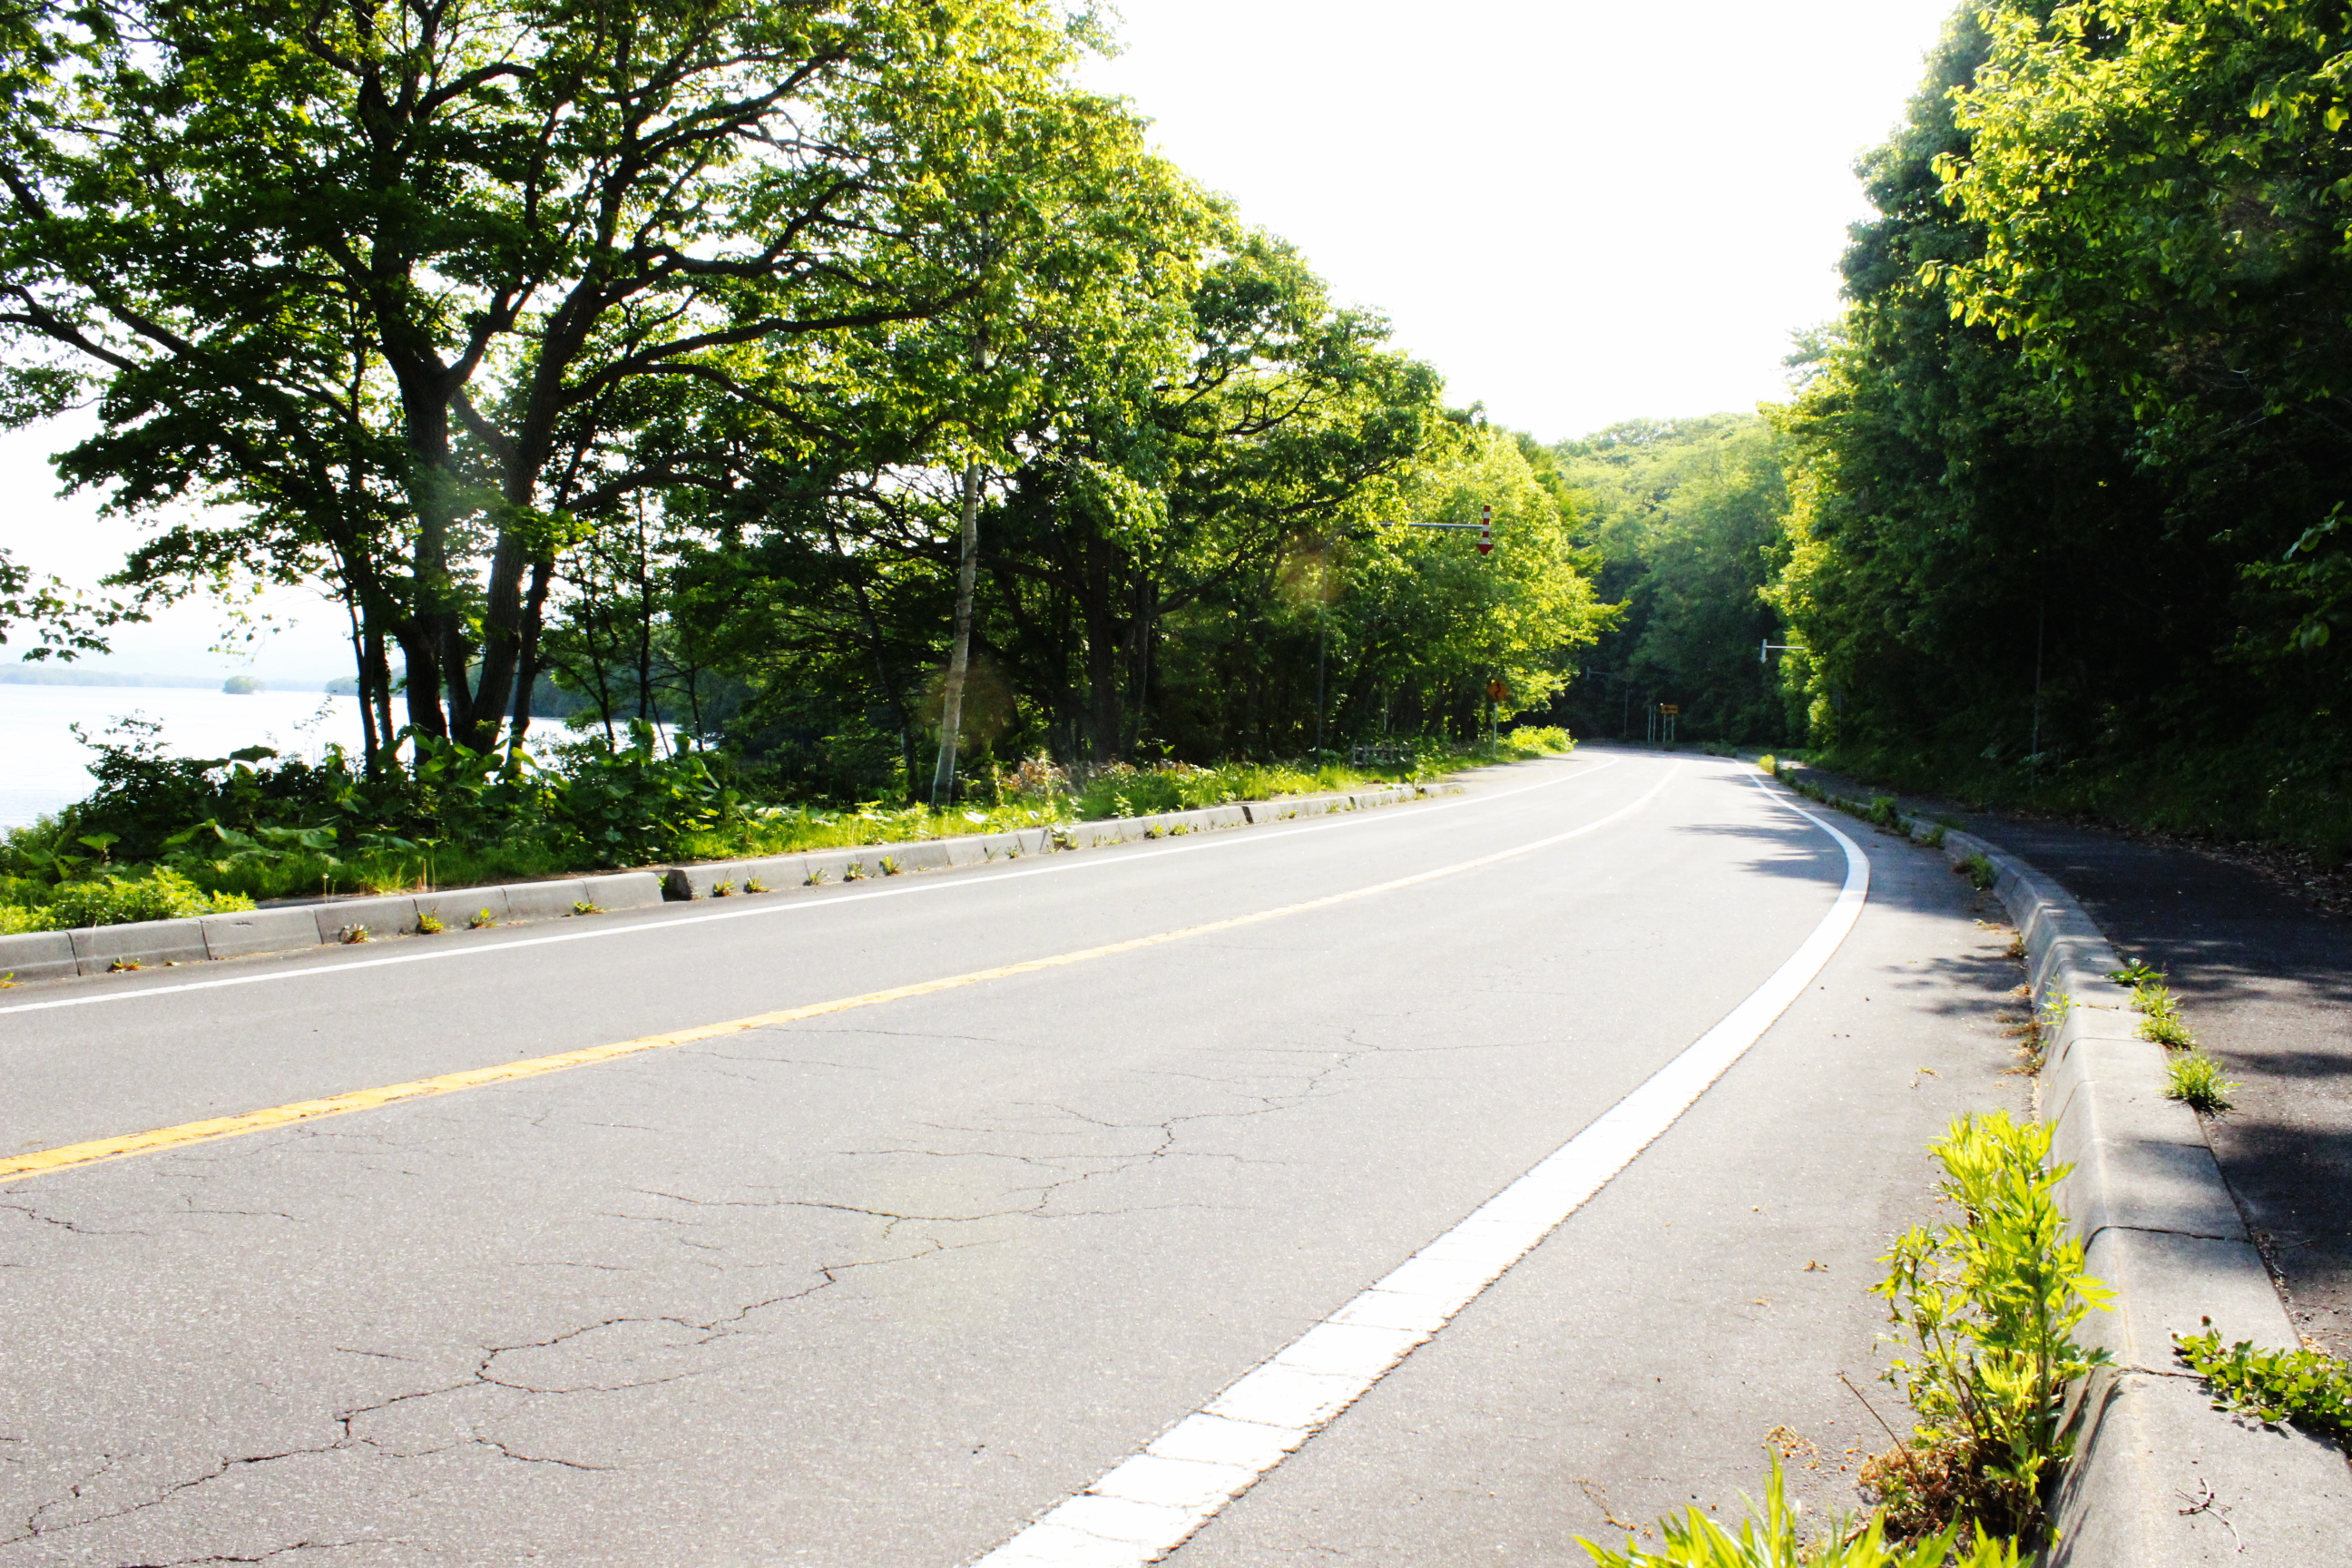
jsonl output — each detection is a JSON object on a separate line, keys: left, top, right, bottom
{"left": 1543, "top": 0, "right": 2352, "bottom": 856}
{"left": 1765, "top": 0, "right": 2352, "bottom": 851}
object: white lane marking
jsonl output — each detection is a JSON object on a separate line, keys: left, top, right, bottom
{"left": 962, "top": 771, "right": 1868, "bottom": 1568}
{"left": 0, "top": 756, "right": 1633, "bottom": 1018}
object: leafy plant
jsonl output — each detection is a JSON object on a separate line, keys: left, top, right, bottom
{"left": 339, "top": 924, "right": 371, "bottom": 945}
{"left": 711, "top": 880, "right": 735, "bottom": 897}
{"left": 743, "top": 877, "right": 767, "bottom": 893}
{"left": 803, "top": 868, "right": 828, "bottom": 886}
{"left": 1922, "top": 824, "right": 1947, "bottom": 848}
{"left": 877, "top": 855, "right": 902, "bottom": 876}
{"left": 414, "top": 911, "right": 444, "bottom": 935}
{"left": 2175, "top": 1323, "right": 2352, "bottom": 1441}
{"left": 2107, "top": 958, "right": 2164, "bottom": 986}
{"left": 39, "top": 867, "right": 253, "bottom": 930}
{"left": 468, "top": 908, "right": 497, "bottom": 930}
{"left": 1956, "top": 853, "right": 1996, "bottom": 891}
{"left": 1578, "top": 1453, "right": 2021, "bottom": 1567}
{"left": 1869, "top": 1112, "right": 2112, "bottom": 1540}
{"left": 571, "top": 899, "right": 603, "bottom": 916}
{"left": 2166, "top": 1052, "right": 2235, "bottom": 1113}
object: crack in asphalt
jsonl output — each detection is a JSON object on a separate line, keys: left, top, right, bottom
{"left": 1, "top": 1022, "right": 1412, "bottom": 1556}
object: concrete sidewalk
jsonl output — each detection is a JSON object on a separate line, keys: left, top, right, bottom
{"left": 1791, "top": 763, "right": 2352, "bottom": 1357}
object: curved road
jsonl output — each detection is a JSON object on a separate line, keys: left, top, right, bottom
{"left": 0, "top": 750, "right": 2025, "bottom": 1566}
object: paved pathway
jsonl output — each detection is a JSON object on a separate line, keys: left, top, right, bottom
{"left": 1790, "top": 762, "right": 2352, "bottom": 1357}
{"left": 0, "top": 751, "right": 2024, "bottom": 1565}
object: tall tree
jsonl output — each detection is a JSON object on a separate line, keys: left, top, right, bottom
{"left": 0, "top": 0, "right": 1087, "bottom": 750}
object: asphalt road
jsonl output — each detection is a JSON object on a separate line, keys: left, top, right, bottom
{"left": 0, "top": 750, "right": 2027, "bottom": 1566}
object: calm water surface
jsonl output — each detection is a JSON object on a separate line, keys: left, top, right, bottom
{"left": 0, "top": 685, "right": 366, "bottom": 828}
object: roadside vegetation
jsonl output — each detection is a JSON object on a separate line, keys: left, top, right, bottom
{"left": 1581, "top": 1112, "right": 2101, "bottom": 1564}
{"left": 0, "top": 720, "right": 1570, "bottom": 928}
{"left": 2175, "top": 1326, "right": 2352, "bottom": 1443}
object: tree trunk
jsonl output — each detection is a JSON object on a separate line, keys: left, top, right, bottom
{"left": 929, "top": 462, "right": 984, "bottom": 806}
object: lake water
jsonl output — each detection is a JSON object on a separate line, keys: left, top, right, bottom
{"left": 0, "top": 685, "right": 367, "bottom": 828}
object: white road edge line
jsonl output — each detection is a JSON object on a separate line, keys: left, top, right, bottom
{"left": 961, "top": 770, "right": 1868, "bottom": 1568}
{"left": 0, "top": 755, "right": 1631, "bottom": 1018}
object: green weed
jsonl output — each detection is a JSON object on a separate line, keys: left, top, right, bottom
{"left": 571, "top": 899, "right": 603, "bottom": 916}
{"left": 2175, "top": 1323, "right": 2352, "bottom": 1440}
{"left": 1578, "top": 1453, "right": 2020, "bottom": 1567}
{"left": 1956, "top": 853, "right": 1996, "bottom": 891}
{"left": 2141, "top": 1014, "right": 2195, "bottom": 1048}
{"left": 2107, "top": 958, "right": 2164, "bottom": 986}
{"left": 711, "top": 880, "right": 734, "bottom": 897}
{"left": 1922, "top": 824, "right": 1948, "bottom": 848}
{"left": 414, "top": 910, "right": 444, "bottom": 935}
{"left": 108, "top": 956, "right": 142, "bottom": 972}
{"left": 2166, "top": 1051, "right": 2235, "bottom": 1112}
{"left": 468, "top": 907, "right": 496, "bottom": 929}
{"left": 803, "top": 867, "right": 828, "bottom": 886}
{"left": 1869, "top": 1112, "right": 2112, "bottom": 1542}
{"left": 877, "top": 856, "right": 902, "bottom": 876}
{"left": 743, "top": 877, "right": 768, "bottom": 893}
{"left": 339, "top": 924, "right": 371, "bottom": 944}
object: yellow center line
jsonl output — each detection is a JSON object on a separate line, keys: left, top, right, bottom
{"left": 0, "top": 766, "right": 1680, "bottom": 1187}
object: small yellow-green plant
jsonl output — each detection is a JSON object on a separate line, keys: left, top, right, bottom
{"left": 339, "top": 924, "right": 371, "bottom": 944}
{"left": 1870, "top": 1112, "right": 2112, "bottom": 1540}
{"left": 1579, "top": 1453, "right": 2020, "bottom": 1567}
{"left": 877, "top": 855, "right": 902, "bottom": 876}
{"left": 711, "top": 879, "right": 734, "bottom": 897}
{"left": 743, "top": 877, "right": 768, "bottom": 893}
{"left": 1955, "top": 852, "right": 1996, "bottom": 891}
{"left": 2166, "top": 1051, "right": 2235, "bottom": 1112}
{"left": 468, "top": 907, "right": 497, "bottom": 929}
{"left": 414, "top": 910, "right": 445, "bottom": 935}
{"left": 571, "top": 899, "right": 603, "bottom": 916}
{"left": 2176, "top": 1321, "right": 2352, "bottom": 1440}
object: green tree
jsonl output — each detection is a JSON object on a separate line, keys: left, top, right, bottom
{"left": 1553, "top": 414, "right": 1788, "bottom": 744}
{"left": 0, "top": 0, "right": 1092, "bottom": 752}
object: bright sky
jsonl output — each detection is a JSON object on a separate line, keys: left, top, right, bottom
{"left": 0, "top": 0, "right": 1959, "bottom": 682}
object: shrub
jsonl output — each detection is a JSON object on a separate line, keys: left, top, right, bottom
{"left": 1869, "top": 1112, "right": 2112, "bottom": 1541}
{"left": 42, "top": 867, "right": 254, "bottom": 929}
{"left": 1956, "top": 852, "right": 1996, "bottom": 890}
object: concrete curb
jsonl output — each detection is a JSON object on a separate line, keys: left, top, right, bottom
{"left": 0, "top": 782, "right": 1458, "bottom": 987}
{"left": 1772, "top": 769, "right": 2352, "bottom": 1562}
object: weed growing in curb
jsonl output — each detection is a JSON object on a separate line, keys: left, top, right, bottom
{"left": 2166, "top": 1051, "right": 2236, "bottom": 1112}
{"left": 2107, "top": 958, "right": 2164, "bottom": 986}
{"left": 711, "top": 880, "right": 734, "bottom": 897}
{"left": 2141, "top": 1013, "right": 2196, "bottom": 1047}
{"left": 804, "top": 868, "right": 828, "bottom": 886}
{"left": 468, "top": 907, "right": 496, "bottom": 929}
{"left": 339, "top": 924, "right": 370, "bottom": 944}
{"left": 571, "top": 899, "right": 603, "bottom": 916}
{"left": 1923, "top": 824, "right": 1948, "bottom": 849}
{"left": 414, "top": 910, "right": 444, "bottom": 934}
{"left": 1868, "top": 795, "right": 1902, "bottom": 829}
{"left": 2175, "top": 1321, "right": 2352, "bottom": 1440}
{"left": 1579, "top": 1453, "right": 2021, "bottom": 1567}
{"left": 1956, "top": 853, "right": 1996, "bottom": 891}
{"left": 0, "top": 972, "right": 14, "bottom": 987}
{"left": 843, "top": 862, "right": 867, "bottom": 881}
{"left": 743, "top": 877, "right": 768, "bottom": 893}
{"left": 108, "top": 957, "right": 141, "bottom": 971}
{"left": 877, "top": 856, "right": 902, "bottom": 876}
{"left": 1867, "top": 1112, "right": 2112, "bottom": 1543}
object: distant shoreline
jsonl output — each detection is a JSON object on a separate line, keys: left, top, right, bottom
{"left": 0, "top": 668, "right": 336, "bottom": 691}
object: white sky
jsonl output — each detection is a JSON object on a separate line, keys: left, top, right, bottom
{"left": 0, "top": 0, "right": 1959, "bottom": 682}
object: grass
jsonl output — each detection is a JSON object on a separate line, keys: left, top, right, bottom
{"left": 2166, "top": 1050, "right": 2236, "bottom": 1112}
{"left": 1955, "top": 852, "right": 1996, "bottom": 891}
{"left": 1578, "top": 1454, "right": 2021, "bottom": 1566}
